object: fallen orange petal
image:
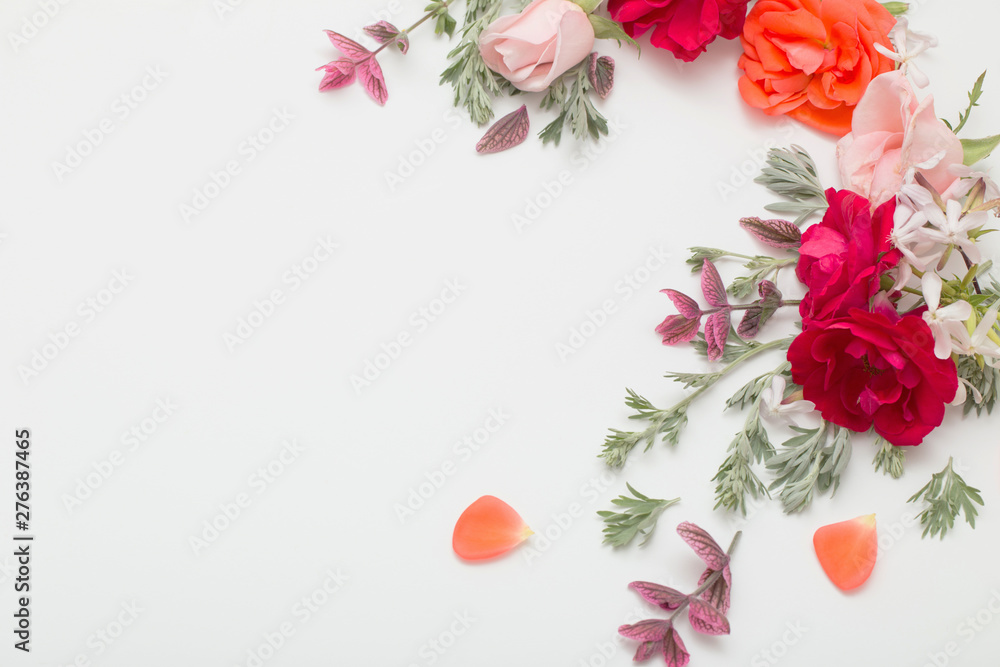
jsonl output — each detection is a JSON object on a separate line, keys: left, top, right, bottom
{"left": 813, "top": 514, "right": 878, "bottom": 591}
{"left": 453, "top": 496, "right": 532, "bottom": 561}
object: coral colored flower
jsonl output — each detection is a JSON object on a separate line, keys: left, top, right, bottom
{"left": 737, "top": 0, "right": 896, "bottom": 136}
{"left": 607, "top": 0, "right": 751, "bottom": 62}
{"left": 837, "top": 71, "right": 964, "bottom": 206}
{"left": 796, "top": 189, "right": 900, "bottom": 327}
{"left": 479, "top": 0, "right": 595, "bottom": 93}
{"left": 788, "top": 307, "right": 958, "bottom": 446}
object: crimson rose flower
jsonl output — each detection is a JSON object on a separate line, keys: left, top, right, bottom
{"left": 796, "top": 189, "right": 900, "bottom": 327}
{"left": 788, "top": 307, "right": 958, "bottom": 446}
{"left": 608, "top": 0, "right": 751, "bottom": 62}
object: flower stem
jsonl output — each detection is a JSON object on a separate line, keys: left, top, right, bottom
{"left": 672, "top": 337, "right": 791, "bottom": 405}
{"left": 704, "top": 300, "right": 801, "bottom": 314}
{"left": 667, "top": 531, "right": 742, "bottom": 622}
{"left": 371, "top": 1, "right": 449, "bottom": 56}
{"left": 958, "top": 248, "right": 983, "bottom": 295}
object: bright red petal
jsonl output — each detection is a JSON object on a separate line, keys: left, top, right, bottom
{"left": 813, "top": 514, "right": 878, "bottom": 591}
{"left": 453, "top": 496, "right": 532, "bottom": 561}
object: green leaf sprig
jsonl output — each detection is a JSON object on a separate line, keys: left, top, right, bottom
{"left": 908, "top": 457, "right": 984, "bottom": 539}
{"left": 754, "top": 145, "right": 828, "bottom": 225}
{"left": 598, "top": 484, "right": 680, "bottom": 547}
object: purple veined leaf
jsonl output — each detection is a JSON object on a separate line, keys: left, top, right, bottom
{"left": 661, "top": 289, "right": 701, "bottom": 319}
{"left": 324, "top": 30, "right": 371, "bottom": 60}
{"left": 618, "top": 619, "right": 672, "bottom": 642}
{"left": 703, "top": 309, "right": 731, "bottom": 361}
{"left": 737, "top": 306, "right": 765, "bottom": 339}
{"left": 757, "top": 280, "right": 782, "bottom": 305}
{"left": 662, "top": 628, "right": 690, "bottom": 667}
{"left": 698, "top": 566, "right": 731, "bottom": 615}
{"left": 656, "top": 315, "right": 700, "bottom": 346}
{"left": 634, "top": 641, "right": 661, "bottom": 662}
{"left": 316, "top": 59, "right": 357, "bottom": 91}
{"left": 739, "top": 216, "right": 802, "bottom": 249}
{"left": 356, "top": 57, "right": 388, "bottom": 106}
{"left": 687, "top": 597, "right": 731, "bottom": 636}
{"left": 476, "top": 104, "right": 530, "bottom": 154}
{"left": 629, "top": 581, "right": 689, "bottom": 611}
{"left": 700, "top": 259, "right": 729, "bottom": 307}
{"left": 737, "top": 280, "right": 782, "bottom": 339}
{"left": 677, "top": 522, "right": 730, "bottom": 570}
{"left": 587, "top": 52, "right": 615, "bottom": 100}
{"left": 363, "top": 20, "right": 400, "bottom": 44}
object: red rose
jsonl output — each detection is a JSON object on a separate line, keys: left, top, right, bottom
{"left": 608, "top": 0, "right": 751, "bottom": 61}
{"left": 796, "top": 189, "right": 900, "bottom": 327}
{"left": 788, "top": 308, "right": 958, "bottom": 446}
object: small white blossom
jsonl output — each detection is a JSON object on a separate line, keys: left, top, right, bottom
{"left": 921, "top": 199, "right": 985, "bottom": 264}
{"left": 874, "top": 18, "right": 938, "bottom": 88}
{"left": 891, "top": 204, "right": 941, "bottom": 271}
{"left": 945, "top": 165, "right": 1000, "bottom": 201}
{"left": 761, "top": 376, "right": 815, "bottom": 425}
{"left": 951, "top": 301, "right": 1000, "bottom": 365}
{"left": 921, "top": 272, "right": 973, "bottom": 359}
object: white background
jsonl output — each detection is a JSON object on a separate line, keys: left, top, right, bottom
{"left": 2, "top": 1, "right": 1000, "bottom": 665}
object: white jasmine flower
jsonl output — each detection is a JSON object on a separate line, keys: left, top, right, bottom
{"left": 761, "top": 376, "right": 815, "bottom": 425}
{"left": 874, "top": 18, "right": 938, "bottom": 88}
{"left": 921, "top": 272, "right": 973, "bottom": 359}
{"left": 921, "top": 199, "right": 985, "bottom": 264}
{"left": 951, "top": 301, "right": 1000, "bottom": 364}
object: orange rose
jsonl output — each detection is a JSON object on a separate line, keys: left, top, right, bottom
{"left": 737, "top": 0, "right": 896, "bottom": 136}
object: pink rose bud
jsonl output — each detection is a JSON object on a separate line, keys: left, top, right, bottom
{"left": 479, "top": 0, "right": 596, "bottom": 93}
